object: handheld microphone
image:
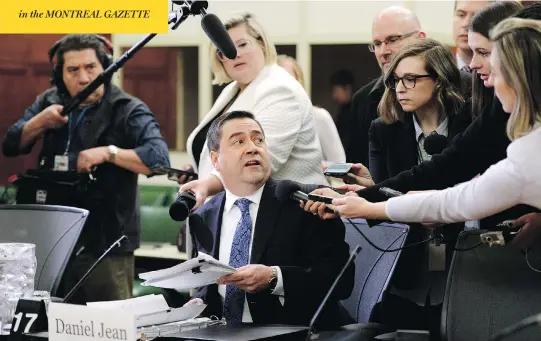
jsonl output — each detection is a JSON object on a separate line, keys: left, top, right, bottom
{"left": 169, "top": 190, "right": 197, "bottom": 222}
{"left": 276, "top": 180, "right": 309, "bottom": 203}
{"left": 423, "top": 131, "right": 447, "bottom": 155}
{"left": 62, "top": 235, "right": 127, "bottom": 303}
{"left": 201, "top": 13, "right": 237, "bottom": 60}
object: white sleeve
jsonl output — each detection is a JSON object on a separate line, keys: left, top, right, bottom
{"left": 251, "top": 85, "right": 311, "bottom": 173}
{"left": 385, "top": 157, "right": 525, "bottom": 223}
{"left": 313, "top": 107, "right": 346, "bottom": 164}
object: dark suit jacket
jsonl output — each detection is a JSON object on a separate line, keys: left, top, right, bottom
{"left": 190, "top": 179, "right": 354, "bottom": 329}
{"left": 345, "top": 71, "right": 472, "bottom": 167}
{"left": 368, "top": 102, "right": 472, "bottom": 184}
{"left": 358, "top": 99, "right": 539, "bottom": 229}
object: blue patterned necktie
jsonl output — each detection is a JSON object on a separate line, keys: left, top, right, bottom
{"left": 223, "top": 198, "right": 252, "bottom": 324}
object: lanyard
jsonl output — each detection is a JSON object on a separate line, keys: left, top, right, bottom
{"left": 64, "top": 106, "right": 90, "bottom": 154}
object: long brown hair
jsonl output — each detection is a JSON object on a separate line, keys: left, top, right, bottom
{"left": 378, "top": 38, "right": 465, "bottom": 124}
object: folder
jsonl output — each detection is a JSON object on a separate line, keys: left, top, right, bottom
{"left": 138, "top": 253, "right": 236, "bottom": 290}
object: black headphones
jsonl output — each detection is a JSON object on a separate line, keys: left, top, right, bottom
{"left": 48, "top": 34, "right": 114, "bottom": 95}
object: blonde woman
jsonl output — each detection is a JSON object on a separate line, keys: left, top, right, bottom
{"left": 331, "top": 18, "right": 541, "bottom": 223}
{"left": 277, "top": 54, "right": 346, "bottom": 165}
{"left": 181, "top": 14, "right": 326, "bottom": 206}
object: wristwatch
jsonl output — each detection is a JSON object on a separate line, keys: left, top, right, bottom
{"left": 108, "top": 145, "right": 119, "bottom": 162}
{"left": 268, "top": 266, "right": 278, "bottom": 292}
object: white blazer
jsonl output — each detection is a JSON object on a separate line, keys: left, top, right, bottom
{"left": 186, "top": 64, "right": 328, "bottom": 185}
{"left": 312, "top": 106, "right": 346, "bottom": 164}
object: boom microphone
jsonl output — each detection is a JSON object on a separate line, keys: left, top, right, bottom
{"left": 201, "top": 13, "right": 238, "bottom": 60}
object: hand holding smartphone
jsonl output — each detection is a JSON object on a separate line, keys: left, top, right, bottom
{"left": 153, "top": 167, "right": 198, "bottom": 182}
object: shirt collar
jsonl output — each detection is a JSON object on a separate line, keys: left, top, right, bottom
{"left": 456, "top": 53, "right": 467, "bottom": 70}
{"left": 413, "top": 115, "right": 449, "bottom": 141}
{"left": 224, "top": 184, "right": 265, "bottom": 213}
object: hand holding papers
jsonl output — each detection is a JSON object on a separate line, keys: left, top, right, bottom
{"left": 138, "top": 252, "right": 236, "bottom": 290}
{"left": 87, "top": 294, "right": 206, "bottom": 327}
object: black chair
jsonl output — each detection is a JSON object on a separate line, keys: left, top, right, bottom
{"left": 0, "top": 204, "right": 88, "bottom": 296}
{"left": 441, "top": 233, "right": 541, "bottom": 341}
{"left": 339, "top": 219, "right": 410, "bottom": 337}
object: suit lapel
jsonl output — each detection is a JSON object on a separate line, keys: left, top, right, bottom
{"left": 250, "top": 180, "right": 280, "bottom": 264}
{"left": 206, "top": 193, "right": 226, "bottom": 259}
{"left": 401, "top": 117, "right": 420, "bottom": 168}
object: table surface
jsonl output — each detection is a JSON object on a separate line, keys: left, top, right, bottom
{"left": 134, "top": 242, "right": 188, "bottom": 261}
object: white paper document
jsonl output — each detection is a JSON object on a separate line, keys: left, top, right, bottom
{"left": 87, "top": 294, "right": 206, "bottom": 327}
{"left": 138, "top": 252, "right": 236, "bottom": 290}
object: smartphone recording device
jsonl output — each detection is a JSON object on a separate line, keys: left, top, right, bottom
{"left": 153, "top": 167, "right": 198, "bottom": 181}
{"left": 324, "top": 163, "right": 353, "bottom": 177}
{"left": 308, "top": 193, "right": 334, "bottom": 204}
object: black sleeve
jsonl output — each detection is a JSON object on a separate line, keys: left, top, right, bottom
{"left": 2, "top": 97, "right": 44, "bottom": 157}
{"left": 368, "top": 120, "right": 389, "bottom": 184}
{"left": 357, "top": 99, "right": 510, "bottom": 202}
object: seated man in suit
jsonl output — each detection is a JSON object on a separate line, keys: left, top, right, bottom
{"left": 184, "top": 110, "right": 354, "bottom": 329}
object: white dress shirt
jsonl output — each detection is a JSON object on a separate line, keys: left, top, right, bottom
{"left": 386, "top": 125, "right": 541, "bottom": 223}
{"left": 219, "top": 185, "right": 284, "bottom": 323}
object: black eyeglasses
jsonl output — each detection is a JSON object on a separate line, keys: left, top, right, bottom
{"left": 386, "top": 74, "right": 432, "bottom": 90}
{"left": 369, "top": 31, "right": 418, "bottom": 52}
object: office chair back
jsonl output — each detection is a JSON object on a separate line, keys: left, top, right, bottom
{"left": 441, "top": 233, "right": 541, "bottom": 341}
{"left": 340, "top": 219, "right": 409, "bottom": 323}
{"left": 0, "top": 204, "right": 88, "bottom": 296}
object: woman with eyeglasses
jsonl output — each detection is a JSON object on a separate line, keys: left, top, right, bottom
{"left": 368, "top": 38, "right": 471, "bottom": 184}
{"left": 180, "top": 13, "right": 327, "bottom": 206}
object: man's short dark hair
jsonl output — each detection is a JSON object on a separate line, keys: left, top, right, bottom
{"left": 206, "top": 110, "right": 265, "bottom": 152}
{"left": 55, "top": 34, "right": 109, "bottom": 69}
{"left": 330, "top": 70, "right": 355, "bottom": 87}
{"left": 514, "top": 3, "right": 541, "bottom": 20}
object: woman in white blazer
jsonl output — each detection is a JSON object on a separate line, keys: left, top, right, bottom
{"left": 318, "top": 18, "right": 541, "bottom": 224}
{"left": 180, "top": 13, "right": 327, "bottom": 206}
{"left": 277, "top": 54, "right": 346, "bottom": 165}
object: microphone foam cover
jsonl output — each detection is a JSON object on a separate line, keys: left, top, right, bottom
{"left": 275, "top": 180, "right": 302, "bottom": 202}
{"left": 424, "top": 132, "right": 448, "bottom": 155}
{"left": 201, "top": 13, "right": 237, "bottom": 60}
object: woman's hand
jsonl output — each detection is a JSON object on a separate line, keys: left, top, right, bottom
{"left": 300, "top": 188, "right": 344, "bottom": 220}
{"left": 332, "top": 196, "right": 388, "bottom": 220}
{"left": 179, "top": 179, "right": 209, "bottom": 210}
{"left": 510, "top": 213, "right": 541, "bottom": 250}
{"left": 177, "top": 164, "right": 197, "bottom": 185}
{"left": 343, "top": 163, "right": 375, "bottom": 187}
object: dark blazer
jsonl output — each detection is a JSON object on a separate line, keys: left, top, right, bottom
{"left": 368, "top": 101, "right": 473, "bottom": 184}
{"left": 190, "top": 179, "right": 354, "bottom": 329}
{"left": 358, "top": 99, "right": 539, "bottom": 229}
{"left": 345, "top": 71, "right": 472, "bottom": 167}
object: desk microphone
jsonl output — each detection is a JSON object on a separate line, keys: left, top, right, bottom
{"left": 306, "top": 244, "right": 361, "bottom": 340}
{"left": 62, "top": 235, "right": 127, "bottom": 303}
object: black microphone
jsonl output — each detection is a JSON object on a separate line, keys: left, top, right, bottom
{"left": 305, "top": 245, "right": 361, "bottom": 340}
{"left": 276, "top": 180, "right": 309, "bottom": 203}
{"left": 187, "top": 213, "right": 214, "bottom": 259}
{"left": 169, "top": 190, "right": 197, "bottom": 222}
{"left": 184, "top": 0, "right": 209, "bottom": 15}
{"left": 423, "top": 131, "right": 447, "bottom": 155}
{"left": 201, "top": 13, "right": 237, "bottom": 60}
{"left": 62, "top": 235, "right": 127, "bottom": 303}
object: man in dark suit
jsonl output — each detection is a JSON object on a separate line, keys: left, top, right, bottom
{"left": 345, "top": 6, "right": 471, "bottom": 166}
{"left": 184, "top": 110, "right": 354, "bottom": 329}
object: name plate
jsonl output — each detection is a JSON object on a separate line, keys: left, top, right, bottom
{"left": 48, "top": 303, "right": 135, "bottom": 341}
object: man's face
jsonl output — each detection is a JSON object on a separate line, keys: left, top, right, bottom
{"left": 453, "top": 1, "right": 491, "bottom": 53}
{"left": 372, "top": 21, "right": 420, "bottom": 72}
{"left": 211, "top": 118, "right": 271, "bottom": 191}
{"left": 331, "top": 85, "right": 352, "bottom": 105}
{"left": 62, "top": 48, "right": 104, "bottom": 106}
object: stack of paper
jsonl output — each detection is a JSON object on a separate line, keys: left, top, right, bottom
{"left": 87, "top": 294, "right": 206, "bottom": 327}
{"left": 138, "top": 252, "right": 236, "bottom": 290}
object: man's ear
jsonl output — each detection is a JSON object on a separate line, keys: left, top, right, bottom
{"left": 210, "top": 150, "right": 220, "bottom": 171}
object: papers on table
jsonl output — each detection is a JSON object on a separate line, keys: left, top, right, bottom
{"left": 87, "top": 294, "right": 206, "bottom": 327}
{"left": 138, "top": 252, "right": 236, "bottom": 290}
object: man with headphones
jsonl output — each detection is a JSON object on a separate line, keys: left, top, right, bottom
{"left": 2, "top": 34, "right": 170, "bottom": 303}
